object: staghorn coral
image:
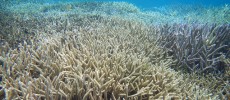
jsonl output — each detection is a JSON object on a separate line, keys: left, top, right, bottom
{"left": 181, "top": 73, "right": 229, "bottom": 100}
{"left": 0, "top": 1, "right": 142, "bottom": 48}
{"left": 0, "top": 16, "right": 217, "bottom": 99}
{"left": 157, "top": 23, "right": 230, "bottom": 74}
{"left": 0, "top": 1, "right": 229, "bottom": 99}
{"left": 223, "top": 58, "right": 230, "bottom": 76}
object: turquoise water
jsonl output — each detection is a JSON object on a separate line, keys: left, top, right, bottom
{"left": 2, "top": 0, "right": 230, "bottom": 7}
{"left": 100, "top": 0, "right": 230, "bottom": 7}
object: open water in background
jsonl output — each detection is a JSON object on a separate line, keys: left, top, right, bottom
{"left": 98, "top": 0, "right": 230, "bottom": 8}
{"left": 0, "top": 0, "right": 229, "bottom": 98}
{"left": 60, "top": 0, "right": 229, "bottom": 8}
{"left": 3, "top": 0, "right": 230, "bottom": 8}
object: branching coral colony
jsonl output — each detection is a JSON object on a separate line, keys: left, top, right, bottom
{"left": 157, "top": 23, "right": 230, "bottom": 74}
{"left": 0, "top": 1, "right": 230, "bottom": 100}
{"left": 0, "top": 15, "right": 219, "bottom": 99}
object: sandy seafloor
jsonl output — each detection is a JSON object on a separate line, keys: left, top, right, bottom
{"left": 0, "top": 1, "right": 229, "bottom": 99}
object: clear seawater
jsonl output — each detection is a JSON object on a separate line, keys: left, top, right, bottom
{"left": 99, "top": 0, "right": 230, "bottom": 8}
{"left": 2, "top": 0, "right": 230, "bottom": 8}
{"left": 0, "top": 0, "right": 230, "bottom": 99}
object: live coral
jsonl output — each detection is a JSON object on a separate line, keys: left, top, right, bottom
{"left": 0, "top": 16, "right": 217, "bottom": 99}
{"left": 0, "top": 1, "right": 229, "bottom": 100}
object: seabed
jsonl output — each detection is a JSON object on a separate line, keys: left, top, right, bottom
{"left": 0, "top": 1, "right": 229, "bottom": 100}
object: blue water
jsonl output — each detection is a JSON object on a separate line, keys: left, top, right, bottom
{"left": 0, "top": 0, "right": 230, "bottom": 10}
{"left": 5, "top": 0, "right": 230, "bottom": 8}
{"left": 42, "top": 0, "right": 230, "bottom": 9}
{"left": 0, "top": 0, "right": 229, "bottom": 99}
{"left": 99, "top": 0, "right": 230, "bottom": 8}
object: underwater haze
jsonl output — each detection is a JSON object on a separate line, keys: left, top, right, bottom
{"left": 0, "top": 0, "right": 230, "bottom": 100}
{"left": 2, "top": 0, "right": 230, "bottom": 6}
{"left": 100, "top": 0, "right": 230, "bottom": 7}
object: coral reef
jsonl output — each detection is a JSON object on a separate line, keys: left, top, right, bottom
{"left": 157, "top": 23, "right": 230, "bottom": 74}
{"left": 0, "top": 1, "right": 229, "bottom": 100}
{"left": 0, "top": 14, "right": 218, "bottom": 99}
{"left": 3, "top": 1, "right": 230, "bottom": 24}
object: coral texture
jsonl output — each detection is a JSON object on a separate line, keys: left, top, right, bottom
{"left": 157, "top": 23, "right": 230, "bottom": 74}
{"left": 0, "top": 16, "right": 216, "bottom": 99}
{"left": 0, "top": 1, "right": 229, "bottom": 100}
